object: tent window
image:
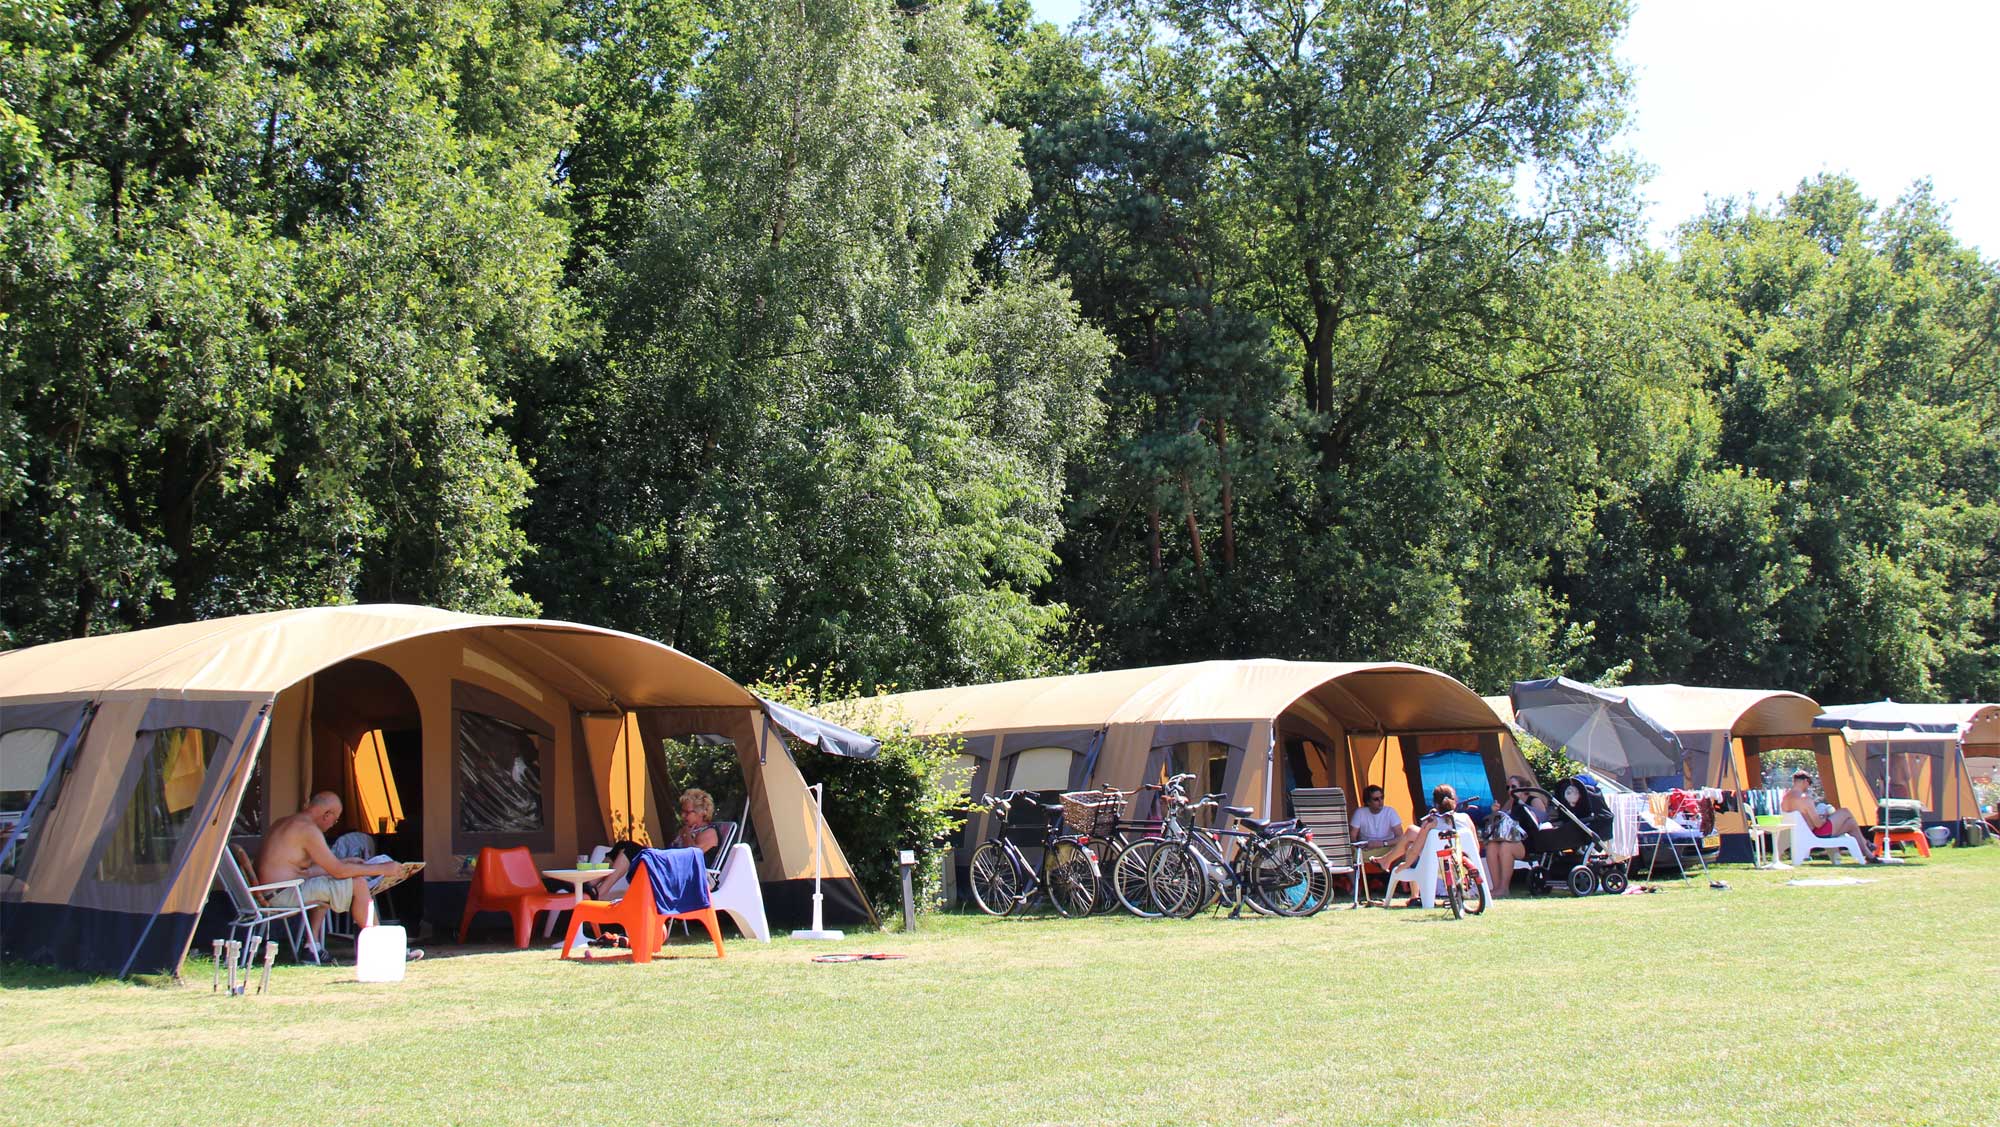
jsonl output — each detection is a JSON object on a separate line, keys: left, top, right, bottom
{"left": 1008, "top": 748, "right": 1075, "bottom": 792}
{"left": 1167, "top": 743, "right": 1231, "bottom": 798}
{"left": 233, "top": 755, "right": 264, "bottom": 837}
{"left": 946, "top": 753, "right": 981, "bottom": 794}
{"left": 1, "top": 728, "right": 61, "bottom": 815}
{"left": 457, "top": 711, "right": 547, "bottom": 835}
{"left": 95, "top": 727, "right": 229, "bottom": 885}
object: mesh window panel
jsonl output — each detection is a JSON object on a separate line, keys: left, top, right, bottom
{"left": 232, "top": 756, "right": 264, "bottom": 836}
{"left": 96, "top": 728, "right": 226, "bottom": 885}
{"left": 1, "top": 728, "right": 61, "bottom": 813}
{"left": 458, "top": 711, "right": 545, "bottom": 833}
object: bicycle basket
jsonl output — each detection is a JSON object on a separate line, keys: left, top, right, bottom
{"left": 1059, "top": 790, "right": 1125, "bottom": 837}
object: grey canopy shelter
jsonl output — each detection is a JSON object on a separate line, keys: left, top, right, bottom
{"left": 1509, "top": 677, "right": 1684, "bottom": 786}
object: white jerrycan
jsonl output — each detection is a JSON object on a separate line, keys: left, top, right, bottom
{"left": 355, "top": 924, "right": 408, "bottom": 982}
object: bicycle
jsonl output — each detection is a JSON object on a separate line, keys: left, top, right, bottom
{"left": 1064, "top": 781, "right": 1176, "bottom": 918}
{"left": 1426, "top": 808, "right": 1491, "bottom": 920}
{"left": 1104, "top": 779, "right": 1192, "bottom": 919}
{"left": 1144, "top": 788, "right": 1335, "bottom": 919}
{"left": 966, "top": 791, "right": 1101, "bottom": 917}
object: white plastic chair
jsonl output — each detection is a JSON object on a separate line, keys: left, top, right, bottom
{"left": 1383, "top": 815, "right": 1491, "bottom": 908}
{"left": 1781, "top": 810, "right": 1868, "bottom": 865}
{"left": 708, "top": 843, "right": 770, "bottom": 942}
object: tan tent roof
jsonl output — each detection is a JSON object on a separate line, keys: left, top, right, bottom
{"left": 0, "top": 604, "right": 753, "bottom": 709}
{"left": 1616, "top": 684, "right": 1821, "bottom": 736}
{"left": 1482, "top": 695, "right": 1516, "bottom": 727}
{"left": 846, "top": 660, "right": 1502, "bottom": 737}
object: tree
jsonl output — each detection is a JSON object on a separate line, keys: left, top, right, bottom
{"left": 0, "top": 0, "right": 573, "bottom": 644}
{"left": 519, "top": 0, "right": 1109, "bottom": 689}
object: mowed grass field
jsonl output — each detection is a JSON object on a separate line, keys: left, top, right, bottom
{"left": 3, "top": 847, "right": 1996, "bottom": 1126}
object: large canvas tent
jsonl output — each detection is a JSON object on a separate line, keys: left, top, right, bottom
{"left": 1814, "top": 701, "right": 1996, "bottom": 830}
{"left": 1612, "top": 684, "right": 1875, "bottom": 858}
{"left": 0, "top": 605, "right": 873, "bottom": 975}
{"left": 845, "top": 660, "right": 1524, "bottom": 880}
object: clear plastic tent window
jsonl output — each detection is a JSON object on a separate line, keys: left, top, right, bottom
{"left": 457, "top": 711, "right": 546, "bottom": 834}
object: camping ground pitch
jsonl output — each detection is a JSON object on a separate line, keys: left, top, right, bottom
{"left": 3, "top": 848, "right": 1997, "bottom": 1126}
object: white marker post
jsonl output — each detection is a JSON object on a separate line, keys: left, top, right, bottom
{"left": 790, "top": 782, "right": 844, "bottom": 941}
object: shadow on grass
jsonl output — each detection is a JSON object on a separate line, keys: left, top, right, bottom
{"left": 0, "top": 961, "right": 133, "bottom": 990}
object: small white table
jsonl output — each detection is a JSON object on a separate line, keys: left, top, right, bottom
{"left": 541, "top": 868, "right": 613, "bottom": 938}
{"left": 1746, "top": 821, "right": 1790, "bottom": 868}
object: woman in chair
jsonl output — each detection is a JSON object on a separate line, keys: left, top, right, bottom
{"left": 1481, "top": 777, "right": 1544, "bottom": 898}
{"left": 589, "top": 787, "right": 725, "bottom": 897}
{"left": 1394, "top": 784, "right": 1482, "bottom": 906}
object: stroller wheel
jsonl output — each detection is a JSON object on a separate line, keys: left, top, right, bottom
{"left": 1600, "top": 868, "right": 1629, "bottom": 895}
{"left": 1567, "top": 865, "right": 1599, "bottom": 897}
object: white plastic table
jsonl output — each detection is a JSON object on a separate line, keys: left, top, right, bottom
{"left": 541, "top": 868, "right": 612, "bottom": 938}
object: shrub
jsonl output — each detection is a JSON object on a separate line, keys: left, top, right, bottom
{"left": 757, "top": 680, "right": 965, "bottom": 924}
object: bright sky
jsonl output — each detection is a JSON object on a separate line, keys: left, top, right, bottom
{"left": 1026, "top": 0, "right": 1999, "bottom": 256}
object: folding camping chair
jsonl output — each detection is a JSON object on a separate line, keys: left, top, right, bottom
{"left": 216, "top": 845, "right": 320, "bottom": 965}
{"left": 1643, "top": 808, "right": 1710, "bottom": 881}
{"left": 1287, "top": 788, "right": 1361, "bottom": 908}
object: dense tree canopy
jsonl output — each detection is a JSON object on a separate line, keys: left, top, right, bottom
{"left": 4, "top": 0, "right": 1996, "bottom": 704}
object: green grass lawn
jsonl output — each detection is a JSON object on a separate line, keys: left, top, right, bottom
{"left": 4, "top": 847, "right": 1996, "bottom": 1126}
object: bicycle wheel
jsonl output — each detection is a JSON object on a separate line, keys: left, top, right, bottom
{"left": 1089, "top": 839, "right": 1123, "bottom": 914}
{"left": 1247, "top": 835, "right": 1335, "bottom": 917}
{"left": 1458, "top": 858, "right": 1490, "bottom": 916}
{"left": 1446, "top": 855, "right": 1467, "bottom": 920}
{"left": 967, "top": 841, "right": 1021, "bottom": 917}
{"left": 1045, "top": 840, "right": 1100, "bottom": 918}
{"left": 1145, "top": 841, "right": 1210, "bottom": 919}
{"left": 1112, "top": 839, "right": 1163, "bottom": 917}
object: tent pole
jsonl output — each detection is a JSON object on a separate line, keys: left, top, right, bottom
{"left": 790, "top": 782, "right": 843, "bottom": 940}
{"left": 119, "top": 703, "right": 272, "bottom": 980}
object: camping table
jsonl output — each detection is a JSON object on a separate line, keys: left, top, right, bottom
{"left": 1747, "top": 821, "right": 1789, "bottom": 868}
{"left": 541, "top": 868, "right": 611, "bottom": 940}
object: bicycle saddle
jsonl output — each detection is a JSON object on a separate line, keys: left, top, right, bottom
{"left": 1223, "top": 805, "right": 1255, "bottom": 818}
{"left": 1234, "top": 816, "right": 1301, "bottom": 836}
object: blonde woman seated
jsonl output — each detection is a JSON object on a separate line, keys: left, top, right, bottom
{"left": 589, "top": 787, "right": 725, "bottom": 896}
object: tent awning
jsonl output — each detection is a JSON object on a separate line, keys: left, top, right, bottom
{"left": 760, "top": 698, "right": 881, "bottom": 760}
{"left": 1814, "top": 701, "right": 2000, "bottom": 739}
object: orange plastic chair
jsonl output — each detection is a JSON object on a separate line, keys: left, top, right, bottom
{"left": 560, "top": 863, "right": 724, "bottom": 962}
{"left": 457, "top": 846, "right": 578, "bottom": 948}
{"left": 1872, "top": 827, "right": 1932, "bottom": 857}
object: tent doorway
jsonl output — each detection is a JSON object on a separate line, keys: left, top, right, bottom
{"left": 308, "top": 659, "right": 424, "bottom": 924}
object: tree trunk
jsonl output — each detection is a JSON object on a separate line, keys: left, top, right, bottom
{"left": 1180, "top": 471, "right": 1206, "bottom": 590}
{"left": 1147, "top": 501, "right": 1163, "bottom": 575}
{"left": 1216, "top": 419, "right": 1235, "bottom": 571}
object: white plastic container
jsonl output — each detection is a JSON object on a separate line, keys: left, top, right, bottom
{"left": 355, "top": 925, "right": 407, "bottom": 983}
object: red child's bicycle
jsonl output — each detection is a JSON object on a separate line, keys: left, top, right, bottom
{"left": 1431, "top": 811, "right": 1490, "bottom": 920}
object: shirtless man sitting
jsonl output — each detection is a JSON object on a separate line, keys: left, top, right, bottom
{"left": 256, "top": 792, "right": 402, "bottom": 942}
{"left": 1780, "top": 769, "right": 1879, "bottom": 862}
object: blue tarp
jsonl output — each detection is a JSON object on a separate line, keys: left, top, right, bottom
{"left": 760, "top": 697, "right": 882, "bottom": 760}
{"left": 1416, "top": 750, "right": 1492, "bottom": 807}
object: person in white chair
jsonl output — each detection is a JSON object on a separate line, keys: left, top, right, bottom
{"left": 1780, "top": 769, "right": 1879, "bottom": 863}
{"left": 1395, "top": 783, "right": 1482, "bottom": 907}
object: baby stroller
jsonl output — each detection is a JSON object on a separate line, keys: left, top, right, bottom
{"left": 1513, "top": 778, "right": 1628, "bottom": 896}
